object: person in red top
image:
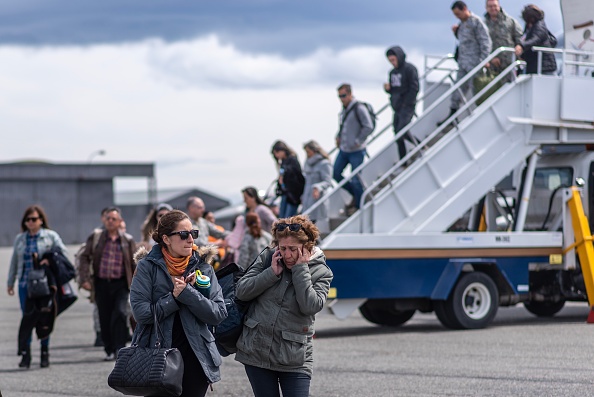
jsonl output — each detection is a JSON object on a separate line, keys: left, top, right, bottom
{"left": 78, "top": 207, "right": 136, "bottom": 361}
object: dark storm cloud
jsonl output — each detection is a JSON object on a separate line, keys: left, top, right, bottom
{"left": 0, "top": 0, "right": 455, "bottom": 54}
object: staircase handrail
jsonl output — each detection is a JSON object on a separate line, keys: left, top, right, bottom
{"left": 359, "top": 57, "right": 526, "bottom": 232}
{"left": 304, "top": 47, "right": 515, "bottom": 222}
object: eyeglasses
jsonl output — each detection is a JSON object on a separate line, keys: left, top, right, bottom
{"left": 168, "top": 229, "right": 199, "bottom": 240}
{"left": 25, "top": 217, "right": 40, "bottom": 222}
{"left": 338, "top": 94, "right": 348, "bottom": 98}
{"left": 275, "top": 223, "right": 302, "bottom": 232}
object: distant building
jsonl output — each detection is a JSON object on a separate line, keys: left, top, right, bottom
{"left": 0, "top": 162, "right": 229, "bottom": 246}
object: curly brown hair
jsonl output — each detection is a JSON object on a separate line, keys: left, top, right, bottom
{"left": 271, "top": 214, "right": 319, "bottom": 251}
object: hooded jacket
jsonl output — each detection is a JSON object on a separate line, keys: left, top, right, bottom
{"left": 385, "top": 46, "right": 419, "bottom": 111}
{"left": 235, "top": 246, "right": 333, "bottom": 377}
{"left": 130, "top": 245, "right": 227, "bottom": 384}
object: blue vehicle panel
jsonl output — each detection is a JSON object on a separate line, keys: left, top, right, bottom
{"left": 327, "top": 255, "right": 546, "bottom": 300}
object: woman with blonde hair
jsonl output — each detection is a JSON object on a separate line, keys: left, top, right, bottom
{"left": 301, "top": 140, "right": 333, "bottom": 222}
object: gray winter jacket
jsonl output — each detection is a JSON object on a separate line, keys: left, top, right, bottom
{"left": 457, "top": 12, "right": 492, "bottom": 71}
{"left": 301, "top": 153, "right": 333, "bottom": 220}
{"left": 336, "top": 99, "right": 373, "bottom": 153}
{"left": 235, "top": 246, "right": 333, "bottom": 376}
{"left": 130, "top": 245, "right": 227, "bottom": 384}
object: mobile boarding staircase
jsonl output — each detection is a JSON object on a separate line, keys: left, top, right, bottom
{"left": 306, "top": 47, "right": 594, "bottom": 241}
{"left": 304, "top": 47, "right": 594, "bottom": 322}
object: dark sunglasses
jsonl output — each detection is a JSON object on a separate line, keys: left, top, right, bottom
{"left": 275, "top": 223, "right": 302, "bottom": 232}
{"left": 25, "top": 217, "right": 40, "bottom": 222}
{"left": 338, "top": 94, "right": 348, "bottom": 98}
{"left": 168, "top": 229, "right": 199, "bottom": 240}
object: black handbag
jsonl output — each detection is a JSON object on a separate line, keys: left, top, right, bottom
{"left": 27, "top": 254, "right": 51, "bottom": 299}
{"left": 108, "top": 308, "right": 184, "bottom": 396}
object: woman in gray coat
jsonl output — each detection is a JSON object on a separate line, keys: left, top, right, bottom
{"left": 300, "top": 140, "right": 333, "bottom": 223}
{"left": 130, "top": 210, "right": 227, "bottom": 397}
{"left": 235, "top": 214, "right": 333, "bottom": 397}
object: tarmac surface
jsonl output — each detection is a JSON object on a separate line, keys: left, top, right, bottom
{"left": 2, "top": 245, "right": 594, "bottom": 396}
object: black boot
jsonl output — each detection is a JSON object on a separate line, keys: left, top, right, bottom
{"left": 437, "top": 108, "right": 458, "bottom": 127}
{"left": 40, "top": 345, "right": 49, "bottom": 368}
{"left": 94, "top": 331, "right": 104, "bottom": 347}
{"left": 18, "top": 347, "right": 31, "bottom": 369}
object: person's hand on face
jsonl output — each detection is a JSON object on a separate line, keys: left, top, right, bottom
{"left": 172, "top": 276, "right": 187, "bottom": 298}
{"left": 271, "top": 249, "right": 283, "bottom": 276}
{"left": 295, "top": 246, "right": 311, "bottom": 267}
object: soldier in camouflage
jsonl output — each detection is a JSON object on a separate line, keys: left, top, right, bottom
{"left": 484, "top": 0, "right": 523, "bottom": 77}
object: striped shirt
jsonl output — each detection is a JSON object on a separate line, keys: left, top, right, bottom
{"left": 98, "top": 236, "right": 124, "bottom": 279}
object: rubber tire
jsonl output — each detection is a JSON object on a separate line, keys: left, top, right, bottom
{"left": 359, "top": 300, "right": 416, "bottom": 327}
{"left": 524, "top": 300, "right": 565, "bottom": 317}
{"left": 437, "top": 272, "right": 499, "bottom": 330}
{"left": 434, "top": 300, "right": 458, "bottom": 329}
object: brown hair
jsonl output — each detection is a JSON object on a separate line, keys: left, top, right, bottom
{"left": 271, "top": 214, "right": 319, "bottom": 251}
{"left": 271, "top": 140, "right": 297, "bottom": 160}
{"left": 521, "top": 4, "right": 544, "bottom": 25}
{"left": 151, "top": 210, "right": 189, "bottom": 246}
{"left": 246, "top": 212, "right": 263, "bottom": 238}
{"left": 20, "top": 205, "right": 50, "bottom": 232}
{"left": 337, "top": 83, "right": 352, "bottom": 94}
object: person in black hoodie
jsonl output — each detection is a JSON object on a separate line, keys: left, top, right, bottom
{"left": 515, "top": 4, "right": 557, "bottom": 75}
{"left": 384, "top": 46, "right": 420, "bottom": 160}
{"left": 271, "top": 140, "right": 305, "bottom": 219}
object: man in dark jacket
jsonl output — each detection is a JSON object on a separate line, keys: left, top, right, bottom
{"left": 384, "top": 46, "right": 419, "bottom": 160}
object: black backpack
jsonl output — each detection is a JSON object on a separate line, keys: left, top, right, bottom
{"left": 213, "top": 248, "right": 273, "bottom": 356}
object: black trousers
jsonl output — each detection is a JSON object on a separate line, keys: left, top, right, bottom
{"left": 94, "top": 278, "right": 129, "bottom": 356}
{"left": 393, "top": 106, "right": 416, "bottom": 160}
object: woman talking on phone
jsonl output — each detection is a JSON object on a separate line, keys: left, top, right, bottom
{"left": 130, "top": 210, "right": 227, "bottom": 397}
{"left": 235, "top": 215, "right": 333, "bottom": 397}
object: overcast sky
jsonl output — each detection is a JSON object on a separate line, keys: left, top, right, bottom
{"left": 0, "top": 0, "right": 563, "bottom": 205}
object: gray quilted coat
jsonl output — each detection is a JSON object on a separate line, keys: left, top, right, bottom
{"left": 130, "top": 245, "right": 227, "bottom": 383}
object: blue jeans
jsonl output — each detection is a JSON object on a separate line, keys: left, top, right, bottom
{"left": 279, "top": 196, "right": 299, "bottom": 219}
{"left": 333, "top": 149, "right": 365, "bottom": 208}
{"left": 244, "top": 364, "right": 311, "bottom": 397}
{"left": 18, "top": 282, "right": 49, "bottom": 348}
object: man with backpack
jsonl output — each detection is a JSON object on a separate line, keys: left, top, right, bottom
{"left": 384, "top": 45, "right": 420, "bottom": 160}
{"left": 334, "top": 83, "right": 374, "bottom": 214}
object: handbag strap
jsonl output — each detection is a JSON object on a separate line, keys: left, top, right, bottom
{"left": 132, "top": 304, "right": 167, "bottom": 348}
{"left": 152, "top": 306, "right": 166, "bottom": 348}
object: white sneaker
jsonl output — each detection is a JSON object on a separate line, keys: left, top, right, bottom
{"left": 104, "top": 353, "right": 116, "bottom": 361}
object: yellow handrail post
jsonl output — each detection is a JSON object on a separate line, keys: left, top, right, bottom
{"left": 566, "top": 187, "right": 594, "bottom": 323}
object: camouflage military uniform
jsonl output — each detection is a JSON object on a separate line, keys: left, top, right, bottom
{"left": 484, "top": 8, "right": 523, "bottom": 73}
